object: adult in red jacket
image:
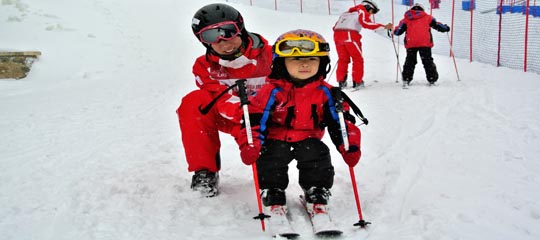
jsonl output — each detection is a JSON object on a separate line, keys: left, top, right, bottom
{"left": 332, "top": 0, "right": 392, "bottom": 89}
{"left": 238, "top": 30, "right": 363, "bottom": 215}
{"left": 393, "top": 3, "right": 450, "bottom": 85}
{"left": 177, "top": 3, "right": 272, "bottom": 197}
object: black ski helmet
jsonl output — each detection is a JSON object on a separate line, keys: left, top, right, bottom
{"left": 411, "top": 3, "right": 425, "bottom": 11}
{"left": 361, "top": 0, "right": 380, "bottom": 14}
{"left": 191, "top": 3, "right": 247, "bottom": 48}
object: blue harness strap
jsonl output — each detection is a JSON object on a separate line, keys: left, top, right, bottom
{"left": 259, "top": 87, "right": 281, "bottom": 143}
{"left": 320, "top": 86, "right": 339, "bottom": 122}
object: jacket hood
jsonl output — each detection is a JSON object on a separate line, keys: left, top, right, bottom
{"left": 404, "top": 9, "right": 428, "bottom": 20}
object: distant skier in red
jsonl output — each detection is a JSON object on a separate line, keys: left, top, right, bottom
{"left": 332, "top": 0, "right": 392, "bottom": 90}
{"left": 393, "top": 3, "right": 450, "bottom": 85}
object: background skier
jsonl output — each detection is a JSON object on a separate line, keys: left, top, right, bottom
{"left": 393, "top": 3, "right": 450, "bottom": 85}
{"left": 332, "top": 0, "right": 392, "bottom": 89}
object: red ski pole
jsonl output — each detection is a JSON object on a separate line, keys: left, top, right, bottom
{"left": 251, "top": 163, "right": 270, "bottom": 231}
{"left": 349, "top": 166, "right": 371, "bottom": 227}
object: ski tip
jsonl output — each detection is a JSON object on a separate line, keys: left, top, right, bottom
{"left": 315, "top": 230, "right": 343, "bottom": 238}
{"left": 274, "top": 233, "right": 300, "bottom": 239}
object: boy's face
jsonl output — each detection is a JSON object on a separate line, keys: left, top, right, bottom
{"left": 210, "top": 36, "right": 243, "bottom": 56}
{"left": 284, "top": 57, "right": 320, "bottom": 81}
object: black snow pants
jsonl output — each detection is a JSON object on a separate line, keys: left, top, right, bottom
{"left": 256, "top": 138, "right": 335, "bottom": 191}
{"left": 402, "top": 47, "right": 439, "bottom": 83}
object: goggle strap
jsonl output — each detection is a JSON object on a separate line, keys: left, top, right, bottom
{"left": 196, "top": 21, "right": 238, "bottom": 35}
{"left": 319, "top": 42, "right": 330, "bottom": 52}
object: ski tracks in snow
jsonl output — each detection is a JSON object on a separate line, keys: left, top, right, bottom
{"left": 345, "top": 76, "right": 540, "bottom": 239}
{"left": 346, "top": 79, "right": 498, "bottom": 239}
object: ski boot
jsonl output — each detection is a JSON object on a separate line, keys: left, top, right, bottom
{"left": 427, "top": 76, "right": 437, "bottom": 86}
{"left": 304, "top": 186, "right": 331, "bottom": 220}
{"left": 261, "top": 188, "right": 287, "bottom": 222}
{"left": 261, "top": 188, "right": 299, "bottom": 238}
{"left": 338, "top": 75, "right": 348, "bottom": 89}
{"left": 352, "top": 81, "right": 365, "bottom": 90}
{"left": 261, "top": 188, "right": 286, "bottom": 206}
{"left": 191, "top": 170, "right": 219, "bottom": 197}
{"left": 303, "top": 187, "right": 341, "bottom": 236}
{"left": 304, "top": 186, "right": 330, "bottom": 205}
{"left": 402, "top": 76, "right": 412, "bottom": 87}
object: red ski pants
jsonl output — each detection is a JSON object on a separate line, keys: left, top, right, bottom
{"left": 333, "top": 31, "right": 364, "bottom": 84}
{"left": 177, "top": 89, "right": 240, "bottom": 173}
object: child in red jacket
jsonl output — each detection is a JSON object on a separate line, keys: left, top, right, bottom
{"left": 238, "top": 29, "right": 363, "bottom": 235}
{"left": 393, "top": 3, "right": 450, "bottom": 85}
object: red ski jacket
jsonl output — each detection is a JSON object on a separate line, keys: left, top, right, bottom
{"left": 192, "top": 33, "right": 273, "bottom": 121}
{"left": 393, "top": 10, "right": 450, "bottom": 48}
{"left": 246, "top": 77, "right": 360, "bottom": 148}
{"left": 333, "top": 5, "right": 384, "bottom": 32}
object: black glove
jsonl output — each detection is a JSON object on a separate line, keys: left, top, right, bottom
{"left": 443, "top": 24, "right": 450, "bottom": 32}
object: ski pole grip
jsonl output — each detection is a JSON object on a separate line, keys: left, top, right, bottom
{"left": 334, "top": 87, "right": 344, "bottom": 112}
{"left": 333, "top": 88, "right": 349, "bottom": 151}
{"left": 236, "top": 79, "right": 249, "bottom": 105}
{"left": 236, "top": 79, "right": 253, "bottom": 145}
